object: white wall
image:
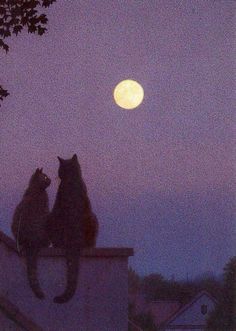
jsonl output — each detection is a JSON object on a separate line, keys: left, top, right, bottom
{"left": 0, "top": 241, "right": 133, "bottom": 331}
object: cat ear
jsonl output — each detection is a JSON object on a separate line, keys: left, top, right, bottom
{"left": 72, "top": 154, "right": 78, "bottom": 161}
{"left": 39, "top": 168, "right": 43, "bottom": 173}
{"left": 57, "top": 156, "right": 63, "bottom": 163}
{"left": 35, "top": 168, "right": 40, "bottom": 174}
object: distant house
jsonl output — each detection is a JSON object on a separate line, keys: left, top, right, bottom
{"left": 130, "top": 290, "right": 217, "bottom": 331}
{"left": 129, "top": 294, "right": 181, "bottom": 330}
{"left": 148, "top": 300, "right": 181, "bottom": 327}
{"left": 162, "top": 290, "right": 217, "bottom": 330}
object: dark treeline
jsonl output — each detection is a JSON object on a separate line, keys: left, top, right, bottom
{"left": 207, "top": 256, "right": 236, "bottom": 330}
{"left": 128, "top": 268, "right": 223, "bottom": 304}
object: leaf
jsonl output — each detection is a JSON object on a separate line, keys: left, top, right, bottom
{"left": 26, "top": 9, "right": 37, "bottom": 17}
{"left": 3, "top": 42, "right": 9, "bottom": 52}
{"left": 0, "top": 86, "right": 9, "bottom": 97}
{"left": 8, "top": 0, "right": 18, "bottom": 5}
{"left": 38, "top": 14, "right": 47, "bottom": 24}
{"left": 0, "top": 6, "right": 6, "bottom": 16}
{"left": 29, "top": 0, "right": 40, "bottom": 9}
{"left": 0, "top": 86, "right": 9, "bottom": 104}
{"left": 11, "top": 6, "right": 22, "bottom": 17}
{"left": 42, "top": 0, "right": 56, "bottom": 8}
{"left": 21, "top": 16, "right": 28, "bottom": 25}
{"left": 29, "top": 16, "right": 38, "bottom": 25}
{"left": 9, "top": 17, "right": 20, "bottom": 25}
{"left": 13, "top": 24, "right": 23, "bottom": 35}
{"left": 4, "top": 29, "right": 11, "bottom": 37}
{"left": 0, "top": 38, "right": 9, "bottom": 52}
{"left": 37, "top": 25, "right": 46, "bottom": 35}
{"left": 28, "top": 24, "right": 37, "bottom": 33}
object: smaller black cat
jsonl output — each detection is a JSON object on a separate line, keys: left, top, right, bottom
{"left": 11, "top": 168, "right": 51, "bottom": 299}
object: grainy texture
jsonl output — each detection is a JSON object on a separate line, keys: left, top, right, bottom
{"left": 0, "top": 231, "right": 133, "bottom": 331}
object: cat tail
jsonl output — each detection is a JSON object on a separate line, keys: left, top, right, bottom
{"left": 25, "top": 247, "right": 45, "bottom": 300}
{"left": 54, "top": 250, "right": 80, "bottom": 304}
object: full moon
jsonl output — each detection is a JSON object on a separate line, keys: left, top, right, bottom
{"left": 113, "top": 79, "right": 144, "bottom": 109}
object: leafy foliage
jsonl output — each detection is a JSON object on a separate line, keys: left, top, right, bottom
{"left": 140, "top": 272, "right": 223, "bottom": 304}
{"left": 0, "top": 0, "right": 56, "bottom": 105}
{"left": 207, "top": 256, "right": 236, "bottom": 330}
{"left": 128, "top": 267, "right": 141, "bottom": 295}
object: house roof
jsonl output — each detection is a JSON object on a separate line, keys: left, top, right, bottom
{"left": 148, "top": 300, "right": 181, "bottom": 326}
{"left": 163, "top": 290, "right": 218, "bottom": 327}
{"left": 0, "top": 295, "right": 43, "bottom": 331}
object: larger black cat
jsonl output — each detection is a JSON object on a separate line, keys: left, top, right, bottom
{"left": 11, "top": 168, "right": 51, "bottom": 299}
{"left": 47, "top": 154, "right": 98, "bottom": 303}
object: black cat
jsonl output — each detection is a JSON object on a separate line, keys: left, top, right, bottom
{"left": 47, "top": 154, "right": 99, "bottom": 304}
{"left": 11, "top": 168, "right": 51, "bottom": 299}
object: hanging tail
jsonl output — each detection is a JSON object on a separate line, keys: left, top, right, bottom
{"left": 25, "top": 248, "right": 45, "bottom": 299}
{"left": 54, "top": 251, "right": 80, "bottom": 304}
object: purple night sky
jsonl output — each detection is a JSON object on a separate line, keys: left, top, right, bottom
{"left": 0, "top": 0, "right": 235, "bottom": 280}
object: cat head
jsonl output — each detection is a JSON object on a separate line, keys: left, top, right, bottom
{"left": 57, "top": 154, "right": 81, "bottom": 180}
{"left": 30, "top": 168, "right": 51, "bottom": 189}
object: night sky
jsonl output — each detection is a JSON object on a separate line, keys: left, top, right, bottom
{"left": 0, "top": 0, "right": 235, "bottom": 280}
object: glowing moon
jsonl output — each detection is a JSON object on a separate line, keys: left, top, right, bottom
{"left": 113, "top": 79, "right": 144, "bottom": 109}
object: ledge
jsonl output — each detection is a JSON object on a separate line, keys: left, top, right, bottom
{"left": 0, "top": 230, "right": 134, "bottom": 257}
{"left": 40, "top": 247, "right": 134, "bottom": 257}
